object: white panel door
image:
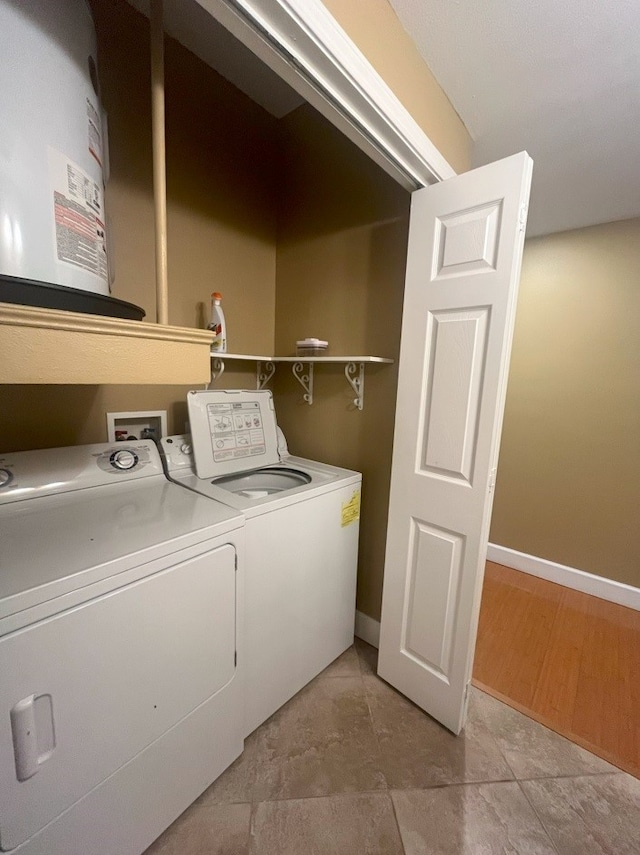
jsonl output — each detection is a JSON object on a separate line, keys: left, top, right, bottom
{"left": 378, "top": 152, "right": 533, "bottom": 734}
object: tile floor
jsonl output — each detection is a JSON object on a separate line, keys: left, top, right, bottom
{"left": 145, "top": 640, "right": 640, "bottom": 854}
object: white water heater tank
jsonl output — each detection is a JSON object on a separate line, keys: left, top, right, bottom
{"left": 0, "top": 0, "right": 110, "bottom": 298}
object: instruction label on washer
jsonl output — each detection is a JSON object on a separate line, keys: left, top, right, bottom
{"left": 207, "top": 401, "right": 266, "bottom": 462}
{"left": 341, "top": 491, "right": 361, "bottom": 527}
{"left": 48, "top": 148, "right": 108, "bottom": 284}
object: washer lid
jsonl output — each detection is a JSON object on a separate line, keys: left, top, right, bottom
{"left": 188, "top": 389, "right": 280, "bottom": 479}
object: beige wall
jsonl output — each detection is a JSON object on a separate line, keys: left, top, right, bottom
{"left": 1, "top": 0, "right": 473, "bottom": 620}
{"left": 0, "top": 378, "right": 255, "bottom": 452}
{"left": 92, "top": 0, "right": 279, "bottom": 343}
{"left": 490, "top": 218, "right": 640, "bottom": 588}
{"left": 321, "top": 0, "right": 471, "bottom": 174}
{"left": 269, "top": 0, "right": 472, "bottom": 621}
{"left": 273, "top": 106, "right": 410, "bottom": 620}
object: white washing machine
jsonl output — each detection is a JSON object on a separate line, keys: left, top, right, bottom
{"left": 0, "top": 441, "right": 245, "bottom": 855}
{"left": 161, "top": 388, "right": 362, "bottom": 737}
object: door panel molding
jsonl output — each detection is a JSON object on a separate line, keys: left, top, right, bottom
{"left": 419, "top": 307, "right": 491, "bottom": 484}
{"left": 434, "top": 201, "right": 503, "bottom": 278}
{"left": 403, "top": 519, "right": 465, "bottom": 681}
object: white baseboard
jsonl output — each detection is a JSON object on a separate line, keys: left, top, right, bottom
{"left": 354, "top": 610, "right": 380, "bottom": 648}
{"left": 354, "top": 550, "right": 639, "bottom": 651}
{"left": 487, "top": 543, "right": 640, "bottom": 612}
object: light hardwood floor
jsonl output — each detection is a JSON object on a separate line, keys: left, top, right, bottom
{"left": 473, "top": 561, "right": 640, "bottom": 778}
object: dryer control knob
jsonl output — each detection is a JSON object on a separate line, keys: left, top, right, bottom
{"left": 0, "top": 468, "right": 13, "bottom": 488}
{"left": 110, "top": 450, "right": 138, "bottom": 471}
{"left": 180, "top": 442, "right": 192, "bottom": 456}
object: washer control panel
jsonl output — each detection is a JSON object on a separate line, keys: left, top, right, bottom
{"left": 160, "top": 435, "right": 195, "bottom": 473}
{"left": 0, "top": 441, "right": 164, "bottom": 505}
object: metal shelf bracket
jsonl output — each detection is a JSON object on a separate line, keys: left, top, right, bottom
{"left": 211, "top": 357, "right": 225, "bottom": 384}
{"left": 257, "top": 360, "right": 276, "bottom": 390}
{"left": 345, "top": 362, "right": 365, "bottom": 410}
{"left": 292, "top": 361, "right": 314, "bottom": 405}
{"left": 209, "top": 353, "right": 392, "bottom": 407}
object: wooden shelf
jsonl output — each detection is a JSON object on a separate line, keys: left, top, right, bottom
{"left": 211, "top": 353, "right": 393, "bottom": 364}
{"left": 0, "top": 302, "right": 214, "bottom": 385}
{"left": 209, "top": 352, "right": 394, "bottom": 409}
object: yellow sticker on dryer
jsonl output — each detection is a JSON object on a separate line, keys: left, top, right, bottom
{"left": 341, "top": 491, "right": 361, "bottom": 527}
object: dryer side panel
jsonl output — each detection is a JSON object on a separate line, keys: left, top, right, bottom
{"left": 0, "top": 543, "right": 237, "bottom": 850}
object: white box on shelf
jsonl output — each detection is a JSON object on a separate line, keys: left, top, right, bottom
{"left": 106, "top": 410, "right": 167, "bottom": 443}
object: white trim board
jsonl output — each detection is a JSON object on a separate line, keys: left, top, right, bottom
{"left": 487, "top": 543, "right": 640, "bottom": 612}
{"left": 193, "top": 0, "right": 456, "bottom": 190}
{"left": 354, "top": 548, "right": 640, "bottom": 653}
{"left": 355, "top": 610, "right": 380, "bottom": 648}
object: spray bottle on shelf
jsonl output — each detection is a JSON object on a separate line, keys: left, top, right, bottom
{"left": 207, "top": 291, "right": 227, "bottom": 353}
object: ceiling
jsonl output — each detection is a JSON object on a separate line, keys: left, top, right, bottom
{"left": 387, "top": 0, "right": 640, "bottom": 236}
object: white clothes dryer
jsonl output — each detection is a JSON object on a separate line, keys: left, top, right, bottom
{"left": 0, "top": 441, "right": 244, "bottom": 855}
{"left": 161, "top": 388, "right": 362, "bottom": 737}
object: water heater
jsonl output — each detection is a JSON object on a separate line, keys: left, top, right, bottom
{"left": 0, "top": 0, "right": 144, "bottom": 319}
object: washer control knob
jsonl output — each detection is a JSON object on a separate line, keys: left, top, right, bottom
{"left": 110, "top": 450, "right": 138, "bottom": 471}
{"left": 180, "top": 442, "right": 192, "bottom": 456}
{"left": 0, "top": 468, "right": 13, "bottom": 488}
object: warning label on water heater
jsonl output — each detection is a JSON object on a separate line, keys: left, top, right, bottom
{"left": 49, "top": 148, "right": 108, "bottom": 284}
{"left": 87, "top": 98, "right": 103, "bottom": 168}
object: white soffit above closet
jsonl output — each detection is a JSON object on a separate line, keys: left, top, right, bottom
{"left": 387, "top": 0, "right": 640, "bottom": 236}
{"left": 127, "top": 0, "right": 304, "bottom": 118}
